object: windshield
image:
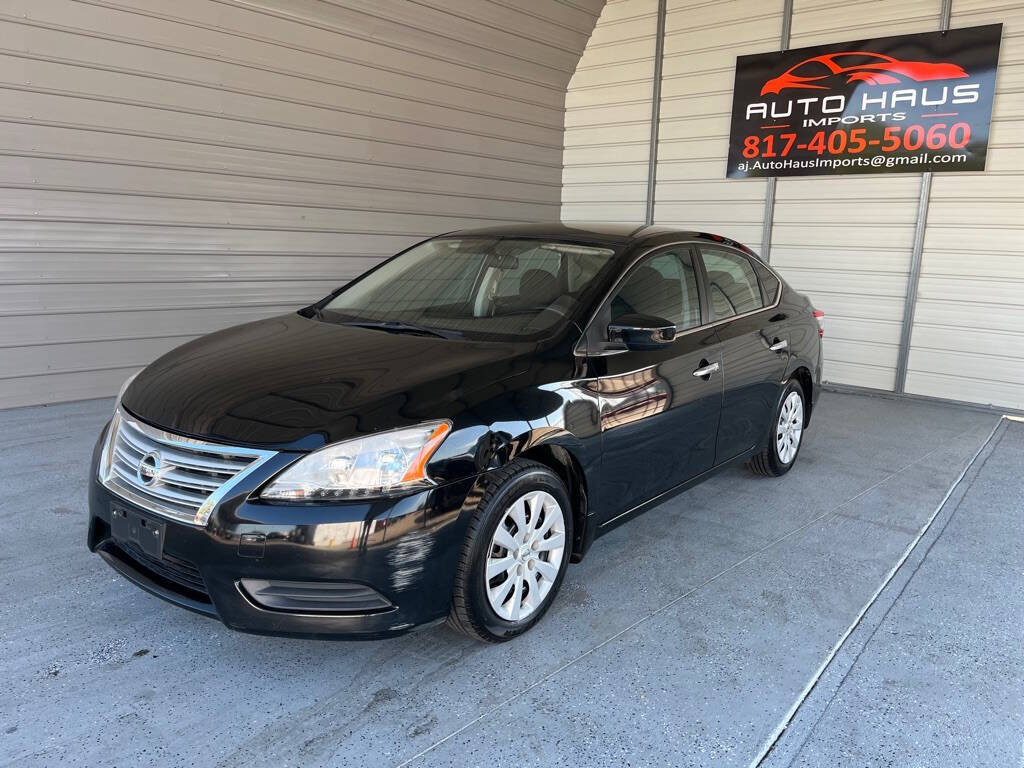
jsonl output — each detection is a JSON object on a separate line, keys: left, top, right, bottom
{"left": 319, "top": 237, "right": 618, "bottom": 341}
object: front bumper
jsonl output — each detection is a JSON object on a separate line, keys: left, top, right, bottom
{"left": 87, "top": 426, "right": 479, "bottom": 639}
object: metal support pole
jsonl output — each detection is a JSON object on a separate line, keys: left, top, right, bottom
{"left": 895, "top": 173, "right": 933, "bottom": 392}
{"left": 760, "top": 0, "right": 793, "bottom": 261}
{"left": 644, "top": 0, "right": 667, "bottom": 226}
{"left": 761, "top": 179, "right": 777, "bottom": 262}
{"left": 894, "top": 0, "right": 952, "bottom": 392}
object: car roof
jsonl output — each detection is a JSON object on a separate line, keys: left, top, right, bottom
{"left": 441, "top": 222, "right": 760, "bottom": 258}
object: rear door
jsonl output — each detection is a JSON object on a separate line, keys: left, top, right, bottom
{"left": 697, "top": 245, "right": 789, "bottom": 464}
{"left": 589, "top": 246, "right": 724, "bottom": 520}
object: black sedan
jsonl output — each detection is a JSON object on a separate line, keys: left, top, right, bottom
{"left": 88, "top": 223, "right": 823, "bottom": 642}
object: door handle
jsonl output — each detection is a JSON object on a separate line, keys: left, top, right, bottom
{"left": 769, "top": 339, "right": 788, "bottom": 352}
{"left": 692, "top": 361, "right": 720, "bottom": 379}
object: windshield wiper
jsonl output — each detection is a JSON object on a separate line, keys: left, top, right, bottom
{"left": 340, "top": 320, "right": 461, "bottom": 340}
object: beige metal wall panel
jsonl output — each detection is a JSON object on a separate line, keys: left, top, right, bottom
{"left": 560, "top": 0, "right": 1024, "bottom": 410}
{"left": 905, "top": 1, "right": 1024, "bottom": 410}
{"left": 561, "top": 0, "right": 658, "bottom": 224}
{"left": 769, "top": 0, "right": 942, "bottom": 392}
{"left": 0, "top": 0, "right": 603, "bottom": 408}
{"left": 652, "top": 0, "right": 780, "bottom": 247}
{"left": 562, "top": 0, "right": 780, "bottom": 243}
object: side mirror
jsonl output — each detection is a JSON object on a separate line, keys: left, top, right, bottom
{"left": 607, "top": 313, "right": 676, "bottom": 351}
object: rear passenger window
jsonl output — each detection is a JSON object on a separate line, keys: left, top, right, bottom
{"left": 700, "top": 247, "right": 764, "bottom": 320}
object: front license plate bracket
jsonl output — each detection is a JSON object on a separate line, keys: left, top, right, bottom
{"left": 111, "top": 505, "right": 166, "bottom": 559}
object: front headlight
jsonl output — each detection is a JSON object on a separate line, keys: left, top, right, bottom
{"left": 260, "top": 422, "right": 451, "bottom": 501}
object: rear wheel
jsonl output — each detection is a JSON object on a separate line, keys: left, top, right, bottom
{"left": 748, "top": 379, "right": 805, "bottom": 477}
{"left": 447, "top": 460, "right": 572, "bottom": 642}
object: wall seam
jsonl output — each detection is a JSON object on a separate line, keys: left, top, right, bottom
{"left": 895, "top": 0, "right": 953, "bottom": 393}
{"left": 760, "top": 0, "right": 793, "bottom": 262}
{"left": 644, "top": 0, "right": 668, "bottom": 225}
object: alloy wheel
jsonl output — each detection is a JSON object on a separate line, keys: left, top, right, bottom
{"left": 485, "top": 490, "right": 566, "bottom": 622}
{"left": 776, "top": 390, "right": 804, "bottom": 464}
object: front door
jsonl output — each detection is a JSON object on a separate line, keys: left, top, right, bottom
{"left": 588, "top": 247, "right": 724, "bottom": 522}
{"left": 698, "top": 245, "right": 790, "bottom": 463}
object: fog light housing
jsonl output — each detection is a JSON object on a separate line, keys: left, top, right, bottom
{"left": 238, "top": 579, "right": 393, "bottom": 614}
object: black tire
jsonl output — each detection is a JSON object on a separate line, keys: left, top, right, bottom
{"left": 447, "top": 459, "right": 573, "bottom": 642}
{"left": 748, "top": 379, "right": 806, "bottom": 477}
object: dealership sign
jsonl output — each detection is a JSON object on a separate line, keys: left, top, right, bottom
{"left": 726, "top": 24, "right": 1002, "bottom": 178}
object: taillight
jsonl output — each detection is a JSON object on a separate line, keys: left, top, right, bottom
{"left": 813, "top": 309, "right": 825, "bottom": 338}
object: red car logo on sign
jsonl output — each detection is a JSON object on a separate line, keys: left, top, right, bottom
{"left": 760, "top": 51, "right": 969, "bottom": 95}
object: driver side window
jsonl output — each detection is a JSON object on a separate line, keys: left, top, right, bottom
{"left": 610, "top": 250, "right": 701, "bottom": 333}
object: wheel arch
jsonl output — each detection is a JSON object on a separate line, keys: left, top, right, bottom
{"left": 517, "top": 442, "right": 591, "bottom": 563}
{"left": 787, "top": 363, "right": 815, "bottom": 427}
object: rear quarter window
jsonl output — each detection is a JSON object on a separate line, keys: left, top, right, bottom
{"left": 753, "top": 261, "right": 781, "bottom": 304}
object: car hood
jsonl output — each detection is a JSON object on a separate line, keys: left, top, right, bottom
{"left": 121, "top": 313, "right": 534, "bottom": 448}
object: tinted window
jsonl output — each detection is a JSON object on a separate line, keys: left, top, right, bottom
{"left": 323, "top": 238, "right": 617, "bottom": 341}
{"left": 753, "top": 260, "right": 781, "bottom": 304}
{"left": 610, "top": 250, "right": 701, "bottom": 331}
{"left": 701, "top": 247, "right": 764, "bottom": 320}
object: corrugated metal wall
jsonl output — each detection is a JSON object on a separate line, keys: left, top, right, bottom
{"left": 905, "top": 0, "right": 1024, "bottom": 410}
{"left": 562, "top": 0, "right": 658, "bottom": 223}
{"left": 771, "top": 0, "right": 941, "bottom": 392}
{"left": 562, "top": 0, "right": 1024, "bottom": 411}
{"left": 5, "top": 0, "right": 1021, "bottom": 412}
{"left": 654, "top": 0, "right": 781, "bottom": 248}
{"left": 563, "top": 0, "right": 777, "bottom": 245}
{"left": 0, "top": 0, "right": 603, "bottom": 408}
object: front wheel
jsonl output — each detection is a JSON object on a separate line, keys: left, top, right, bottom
{"left": 447, "top": 460, "right": 572, "bottom": 642}
{"left": 748, "top": 380, "right": 805, "bottom": 477}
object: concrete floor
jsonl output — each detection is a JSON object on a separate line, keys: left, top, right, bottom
{"left": 0, "top": 392, "right": 1019, "bottom": 767}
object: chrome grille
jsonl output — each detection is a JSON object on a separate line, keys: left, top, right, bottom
{"left": 99, "top": 409, "right": 276, "bottom": 526}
